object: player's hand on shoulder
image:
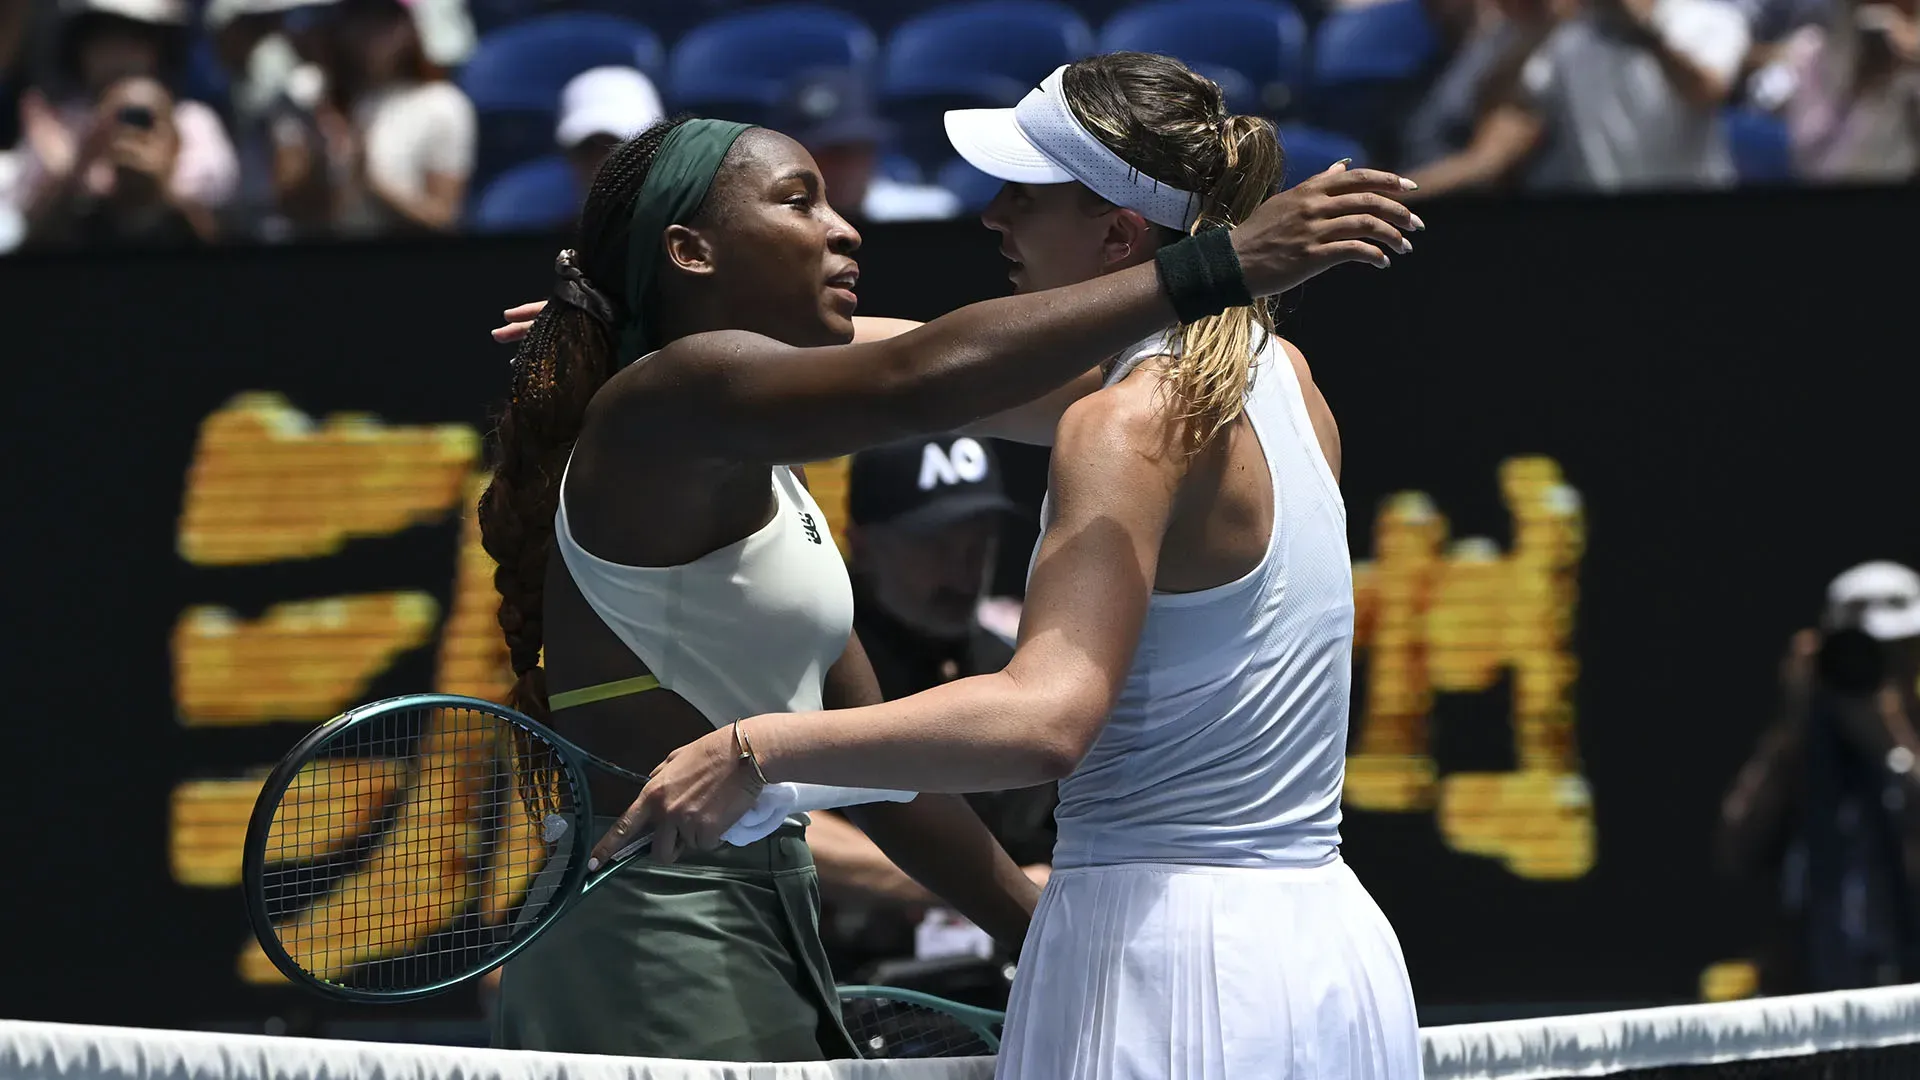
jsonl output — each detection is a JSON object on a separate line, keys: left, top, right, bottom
{"left": 1231, "top": 162, "right": 1424, "bottom": 294}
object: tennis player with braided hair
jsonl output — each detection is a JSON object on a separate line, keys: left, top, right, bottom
{"left": 481, "top": 73, "right": 1417, "bottom": 1063}
{"left": 594, "top": 54, "right": 1424, "bottom": 1078}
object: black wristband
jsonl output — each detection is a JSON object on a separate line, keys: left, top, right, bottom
{"left": 1154, "top": 226, "right": 1254, "bottom": 325}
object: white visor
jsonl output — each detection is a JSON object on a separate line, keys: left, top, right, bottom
{"left": 944, "top": 65, "right": 1200, "bottom": 232}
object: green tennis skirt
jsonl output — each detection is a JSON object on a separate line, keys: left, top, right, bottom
{"left": 492, "top": 819, "right": 860, "bottom": 1062}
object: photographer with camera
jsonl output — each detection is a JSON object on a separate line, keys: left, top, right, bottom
{"left": 1719, "top": 561, "right": 1920, "bottom": 994}
{"left": 24, "top": 74, "right": 211, "bottom": 247}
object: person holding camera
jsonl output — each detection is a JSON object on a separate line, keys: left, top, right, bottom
{"left": 12, "top": 0, "right": 236, "bottom": 242}
{"left": 23, "top": 74, "right": 211, "bottom": 247}
{"left": 1718, "top": 561, "right": 1920, "bottom": 994}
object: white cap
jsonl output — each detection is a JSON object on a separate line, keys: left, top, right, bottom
{"left": 943, "top": 65, "right": 1200, "bottom": 231}
{"left": 1826, "top": 561, "right": 1920, "bottom": 642}
{"left": 203, "top": 0, "right": 330, "bottom": 30}
{"left": 65, "top": 0, "right": 190, "bottom": 25}
{"left": 556, "top": 66, "right": 664, "bottom": 150}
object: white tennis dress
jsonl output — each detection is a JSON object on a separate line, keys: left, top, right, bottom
{"left": 997, "top": 334, "right": 1422, "bottom": 1080}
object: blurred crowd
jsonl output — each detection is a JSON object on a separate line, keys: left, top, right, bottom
{"left": 0, "top": 0, "right": 1910, "bottom": 251}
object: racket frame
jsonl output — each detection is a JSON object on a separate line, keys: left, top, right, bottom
{"left": 241, "top": 693, "right": 648, "bottom": 1003}
{"left": 836, "top": 984, "right": 1007, "bottom": 1053}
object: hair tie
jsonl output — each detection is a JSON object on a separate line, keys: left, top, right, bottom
{"left": 552, "top": 249, "right": 615, "bottom": 327}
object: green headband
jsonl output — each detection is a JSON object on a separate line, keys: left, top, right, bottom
{"left": 618, "top": 119, "right": 755, "bottom": 363}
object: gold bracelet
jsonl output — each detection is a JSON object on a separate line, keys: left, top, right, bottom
{"left": 732, "top": 719, "right": 770, "bottom": 787}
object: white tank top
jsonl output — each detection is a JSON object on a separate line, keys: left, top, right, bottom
{"left": 553, "top": 462, "right": 854, "bottom": 729}
{"left": 1035, "top": 332, "right": 1354, "bottom": 870}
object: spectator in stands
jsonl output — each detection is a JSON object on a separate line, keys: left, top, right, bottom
{"left": 22, "top": 73, "right": 210, "bottom": 247}
{"left": 1401, "top": 0, "right": 1567, "bottom": 171}
{"left": 1718, "top": 562, "right": 1920, "bottom": 993}
{"left": 11, "top": 0, "right": 237, "bottom": 235}
{"left": 771, "top": 67, "right": 960, "bottom": 224}
{"left": 310, "top": 0, "right": 473, "bottom": 235}
{"left": 1405, "top": 0, "right": 1750, "bottom": 194}
{"left": 555, "top": 66, "right": 663, "bottom": 205}
{"left": 1770, "top": 0, "right": 1920, "bottom": 181}
{"left": 1730, "top": 0, "right": 1831, "bottom": 91}
{"left": 809, "top": 434, "right": 1054, "bottom": 981}
{"left": 204, "top": 0, "right": 334, "bottom": 241}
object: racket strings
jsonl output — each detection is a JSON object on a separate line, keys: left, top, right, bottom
{"left": 256, "top": 704, "right": 579, "bottom": 994}
{"left": 840, "top": 996, "right": 1000, "bottom": 1059}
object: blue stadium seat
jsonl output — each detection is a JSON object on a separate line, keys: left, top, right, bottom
{"left": 1188, "top": 63, "right": 1259, "bottom": 116}
{"left": 1724, "top": 107, "right": 1793, "bottom": 185}
{"left": 667, "top": 5, "right": 879, "bottom": 124}
{"left": 470, "top": 156, "right": 580, "bottom": 233}
{"left": 458, "top": 13, "right": 663, "bottom": 184}
{"left": 1313, "top": 0, "right": 1437, "bottom": 83}
{"left": 180, "top": 36, "right": 230, "bottom": 114}
{"left": 1277, "top": 123, "right": 1364, "bottom": 186}
{"left": 884, "top": 1, "right": 1096, "bottom": 103}
{"left": 937, "top": 157, "right": 1007, "bottom": 212}
{"left": 884, "top": 1, "right": 1096, "bottom": 167}
{"left": 1099, "top": 1, "right": 1309, "bottom": 118}
{"left": 459, "top": 13, "right": 664, "bottom": 112}
{"left": 1309, "top": 0, "right": 1439, "bottom": 159}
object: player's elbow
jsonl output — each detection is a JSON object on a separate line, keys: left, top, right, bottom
{"left": 1029, "top": 689, "right": 1109, "bottom": 781}
{"left": 1027, "top": 735, "right": 1084, "bottom": 782}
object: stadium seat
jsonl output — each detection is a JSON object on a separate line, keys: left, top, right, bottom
{"left": 937, "top": 157, "right": 1007, "bottom": 213}
{"left": 1309, "top": 0, "right": 1439, "bottom": 160}
{"left": 883, "top": 1, "right": 1096, "bottom": 166}
{"left": 458, "top": 13, "right": 664, "bottom": 184}
{"left": 1276, "top": 123, "right": 1364, "bottom": 186}
{"left": 1098, "top": 1, "right": 1309, "bottom": 118}
{"left": 885, "top": 1, "right": 1096, "bottom": 103}
{"left": 1188, "top": 63, "right": 1259, "bottom": 116}
{"left": 459, "top": 13, "right": 664, "bottom": 112}
{"left": 1723, "top": 107, "right": 1793, "bottom": 185}
{"left": 667, "top": 5, "right": 880, "bottom": 124}
{"left": 470, "top": 156, "right": 579, "bottom": 233}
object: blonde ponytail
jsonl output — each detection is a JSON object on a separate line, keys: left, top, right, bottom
{"left": 1168, "top": 113, "right": 1283, "bottom": 455}
{"left": 1061, "top": 54, "right": 1286, "bottom": 456}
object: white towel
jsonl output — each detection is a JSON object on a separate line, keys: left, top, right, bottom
{"left": 590, "top": 783, "right": 914, "bottom": 868}
{"left": 723, "top": 782, "right": 916, "bottom": 846}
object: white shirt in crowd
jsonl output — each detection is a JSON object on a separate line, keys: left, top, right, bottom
{"left": 338, "top": 80, "right": 475, "bottom": 233}
{"left": 1520, "top": 0, "right": 1752, "bottom": 191}
{"left": 862, "top": 176, "right": 963, "bottom": 222}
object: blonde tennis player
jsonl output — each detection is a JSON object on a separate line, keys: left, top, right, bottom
{"left": 595, "top": 54, "right": 1424, "bottom": 1079}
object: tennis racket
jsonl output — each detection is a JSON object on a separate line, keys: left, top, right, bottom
{"left": 837, "top": 985, "right": 1006, "bottom": 1059}
{"left": 242, "top": 693, "right": 654, "bottom": 1002}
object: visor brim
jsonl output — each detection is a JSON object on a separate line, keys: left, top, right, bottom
{"left": 943, "top": 107, "right": 1075, "bottom": 185}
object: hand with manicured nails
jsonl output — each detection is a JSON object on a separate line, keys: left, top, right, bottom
{"left": 1226, "top": 161, "right": 1423, "bottom": 292}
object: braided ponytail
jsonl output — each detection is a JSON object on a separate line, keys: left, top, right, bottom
{"left": 477, "top": 118, "right": 693, "bottom": 722}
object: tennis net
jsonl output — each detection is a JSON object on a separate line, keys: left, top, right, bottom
{"left": 3, "top": 984, "right": 1918, "bottom": 1080}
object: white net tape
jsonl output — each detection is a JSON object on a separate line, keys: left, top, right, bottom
{"left": 1422, "top": 984, "right": 1920, "bottom": 1080}
{"left": 5, "top": 985, "right": 1920, "bottom": 1080}
{"left": 0, "top": 1022, "right": 993, "bottom": 1080}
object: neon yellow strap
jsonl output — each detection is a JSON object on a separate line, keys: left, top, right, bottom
{"left": 548, "top": 674, "right": 661, "bottom": 712}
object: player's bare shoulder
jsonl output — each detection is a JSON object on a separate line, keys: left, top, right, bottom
{"left": 1276, "top": 337, "right": 1342, "bottom": 483}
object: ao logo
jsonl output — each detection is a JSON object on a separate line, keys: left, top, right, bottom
{"left": 918, "top": 437, "right": 989, "bottom": 490}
